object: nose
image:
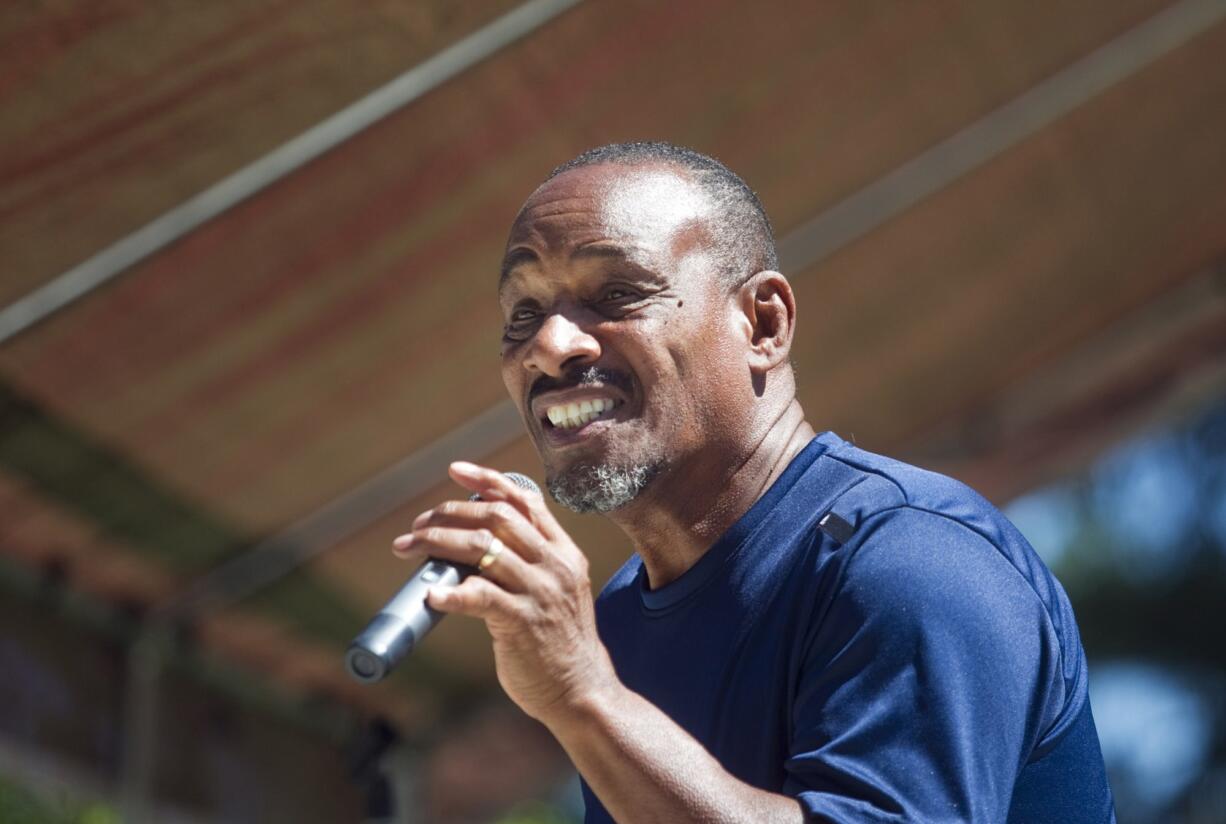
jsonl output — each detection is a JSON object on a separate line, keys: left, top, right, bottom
{"left": 522, "top": 311, "right": 600, "bottom": 377}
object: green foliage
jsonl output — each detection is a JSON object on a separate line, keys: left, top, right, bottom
{"left": 0, "top": 378, "right": 243, "bottom": 572}
{"left": 491, "top": 800, "right": 577, "bottom": 824}
{"left": 0, "top": 775, "right": 121, "bottom": 824}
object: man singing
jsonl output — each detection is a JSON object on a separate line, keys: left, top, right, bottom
{"left": 391, "top": 142, "right": 1115, "bottom": 822}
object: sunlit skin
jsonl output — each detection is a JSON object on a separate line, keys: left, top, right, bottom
{"left": 498, "top": 163, "right": 814, "bottom": 585}
{"left": 392, "top": 162, "right": 814, "bottom": 823}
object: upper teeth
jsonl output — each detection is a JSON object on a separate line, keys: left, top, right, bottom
{"left": 546, "top": 398, "right": 617, "bottom": 429}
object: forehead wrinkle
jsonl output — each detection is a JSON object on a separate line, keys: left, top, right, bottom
{"left": 509, "top": 189, "right": 606, "bottom": 243}
{"left": 506, "top": 206, "right": 607, "bottom": 255}
{"left": 522, "top": 192, "right": 604, "bottom": 219}
{"left": 500, "top": 164, "right": 709, "bottom": 293}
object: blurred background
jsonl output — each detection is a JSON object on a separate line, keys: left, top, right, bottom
{"left": 2, "top": 0, "right": 1225, "bottom": 821}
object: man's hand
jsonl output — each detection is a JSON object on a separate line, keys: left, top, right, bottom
{"left": 392, "top": 460, "right": 804, "bottom": 823}
{"left": 392, "top": 460, "right": 618, "bottom": 723}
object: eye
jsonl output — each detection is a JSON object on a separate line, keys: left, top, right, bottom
{"left": 502, "top": 307, "right": 540, "bottom": 342}
{"left": 600, "top": 285, "right": 641, "bottom": 304}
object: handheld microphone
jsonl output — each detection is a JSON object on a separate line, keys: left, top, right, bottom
{"left": 345, "top": 471, "right": 541, "bottom": 683}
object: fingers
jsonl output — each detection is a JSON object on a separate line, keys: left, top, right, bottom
{"left": 449, "top": 462, "right": 572, "bottom": 545}
{"left": 393, "top": 462, "right": 588, "bottom": 592}
{"left": 426, "top": 574, "right": 523, "bottom": 621}
{"left": 394, "top": 526, "right": 533, "bottom": 592}
{"left": 403, "top": 499, "right": 546, "bottom": 563}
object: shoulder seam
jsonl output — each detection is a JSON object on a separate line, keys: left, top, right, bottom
{"left": 853, "top": 504, "right": 1072, "bottom": 723}
{"left": 885, "top": 505, "right": 1054, "bottom": 615}
{"left": 822, "top": 450, "right": 1057, "bottom": 631}
{"left": 822, "top": 451, "right": 910, "bottom": 507}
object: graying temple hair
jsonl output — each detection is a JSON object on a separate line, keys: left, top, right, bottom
{"left": 547, "top": 141, "right": 778, "bottom": 287}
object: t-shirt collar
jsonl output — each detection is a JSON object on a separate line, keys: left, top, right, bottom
{"left": 639, "top": 432, "right": 840, "bottom": 611}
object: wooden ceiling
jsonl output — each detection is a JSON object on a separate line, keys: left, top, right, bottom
{"left": 3, "top": 0, "right": 1226, "bottom": 732}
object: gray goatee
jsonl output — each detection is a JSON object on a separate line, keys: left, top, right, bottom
{"left": 548, "top": 460, "right": 665, "bottom": 513}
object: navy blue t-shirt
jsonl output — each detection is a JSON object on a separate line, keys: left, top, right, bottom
{"left": 582, "top": 432, "right": 1115, "bottom": 823}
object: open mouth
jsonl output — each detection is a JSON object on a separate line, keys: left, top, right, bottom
{"left": 542, "top": 397, "right": 623, "bottom": 431}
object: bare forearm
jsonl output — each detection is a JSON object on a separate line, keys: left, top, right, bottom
{"left": 399, "top": 466, "right": 803, "bottom": 822}
{"left": 544, "top": 684, "right": 805, "bottom": 824}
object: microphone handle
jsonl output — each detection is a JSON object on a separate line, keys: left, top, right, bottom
{"left": 345, "top": 471, "right": 540, "bottom": 684}
{"left": 345, "top": 558, "right": 472, "bottom": 683}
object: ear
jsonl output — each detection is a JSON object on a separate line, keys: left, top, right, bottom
{"left": 737, "top": 271, "right": 796, "bottom": 374}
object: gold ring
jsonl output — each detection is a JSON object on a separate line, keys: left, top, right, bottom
{"left": 478, "top": 538, "right": 505, "bottom": 571}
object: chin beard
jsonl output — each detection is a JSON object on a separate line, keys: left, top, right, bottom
{"left": 547, "top": 459, "right": 666, "bottom": 513}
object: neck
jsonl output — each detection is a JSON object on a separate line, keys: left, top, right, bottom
{"left": 606, "top": 398, "right": 815, "bottom": 589}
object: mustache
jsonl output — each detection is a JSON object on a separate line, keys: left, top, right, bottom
{"left": 529, "top": 366, "right": 633, "bottom": 404}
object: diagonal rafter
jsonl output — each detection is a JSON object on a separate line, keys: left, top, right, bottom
{"left": 168, "top": 0, "right": 1226, "bottom": 617}
{"left": 0, "top": 0, "right": 583, "bottom": 346}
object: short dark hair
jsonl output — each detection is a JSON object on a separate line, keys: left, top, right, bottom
{"left": 546, "top": 141, "right": 778, "bottom": 287}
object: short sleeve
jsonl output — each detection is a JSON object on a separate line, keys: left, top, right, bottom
{"left": 786, "top": 507, "right": 1066, "bottom": 823}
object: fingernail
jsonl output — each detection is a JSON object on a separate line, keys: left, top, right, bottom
{"left": 451, "top": 461, "right": 481, "bottom": 475}
{"left": 428, "top": 586, "right": 450, "bottom": 604}
{"left": 392, "top": 534, "right": 414, "bottom": 551}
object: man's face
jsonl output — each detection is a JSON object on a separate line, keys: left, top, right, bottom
{"left": 499, "top": 163, "right": 749, "bottom": 512}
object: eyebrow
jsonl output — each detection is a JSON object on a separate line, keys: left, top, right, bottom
{"left": 499, "top": 248, "right": 539, "bottom": 286}
{"left": 573, "top": 244, "right": 634, "bottom": 263}
{"left": 498, "top": 244, "right": 639, "bottom": 291}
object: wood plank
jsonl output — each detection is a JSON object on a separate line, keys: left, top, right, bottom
{"left": 1, "top": 0, "right": 1221, "bottom": 714}
{"left": 787, "top": 18, "right": 1226, "bottom": 459}
{"left": 0, "top": 0, "right": 1174, "bottom": 535}
{"left": 918, "top": 267, "right": 1226, "bottom": 502}
{"left": 0, "top": 0, "right": 523, "bottom": 305}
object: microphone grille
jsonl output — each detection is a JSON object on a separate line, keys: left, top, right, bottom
{"left": 502, "top": 472, "right": 542, "bottom": 495}
{"left": 469, "top": 471, "right": 541, "bottom": 502}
